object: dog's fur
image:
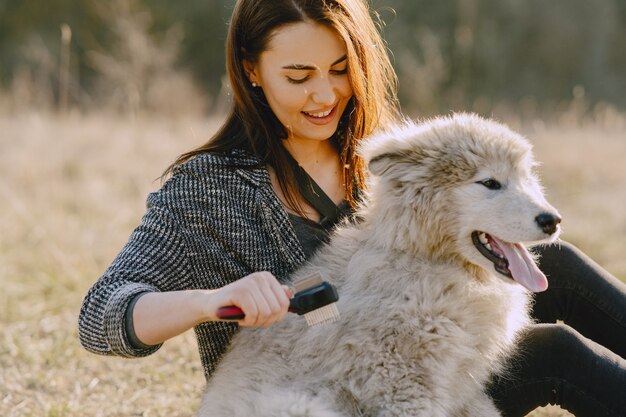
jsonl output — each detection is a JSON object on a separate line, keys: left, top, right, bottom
{"left": 198, "top": 114, "right": 561, "bottom": 417}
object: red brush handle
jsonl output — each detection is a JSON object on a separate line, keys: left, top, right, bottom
{"left": 216, "top": 306, "right": 245, "bottom": 320}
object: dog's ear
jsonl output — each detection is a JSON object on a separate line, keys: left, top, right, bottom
{"left": 368, "top": 152, "right": 404, "bottom": 177}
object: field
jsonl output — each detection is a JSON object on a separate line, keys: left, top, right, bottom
{"left": 1, "top": 111, "right": 624, "bottom": 416}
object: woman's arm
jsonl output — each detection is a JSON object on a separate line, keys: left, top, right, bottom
{"left": 132, "top": 271, "right": 293, "bottom": 346}
{"left": 79, "top": 201, "right": 293, "bottom": 355}
{"left": 78, "top": 204, "right": 192, "bottom": 357}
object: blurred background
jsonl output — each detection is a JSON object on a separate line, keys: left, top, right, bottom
{"left": 1, "top": 1, "right": 625, "bottom": 416}
{"left": 1, "top": 0, "right": 626, "bottom": 118}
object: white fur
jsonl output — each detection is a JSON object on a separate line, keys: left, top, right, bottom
{"left": 198, "top": 113, "right": 561, "bottom": 417}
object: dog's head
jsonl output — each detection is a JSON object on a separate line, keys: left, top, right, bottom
{"left": 361, "top": 113, "right": 561, "bottom": 292}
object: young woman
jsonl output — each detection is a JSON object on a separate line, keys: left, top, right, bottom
{"left": 78, "top": 0, "right": 626, "bottom": 415}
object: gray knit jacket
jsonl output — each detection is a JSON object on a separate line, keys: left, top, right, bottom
{"left": 78, "top": 149, "right": 308, "bottom": 380}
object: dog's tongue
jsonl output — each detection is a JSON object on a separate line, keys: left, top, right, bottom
{"left": 491, "top": 237, "right": 548, "bottom": 292}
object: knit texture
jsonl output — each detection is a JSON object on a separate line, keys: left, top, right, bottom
{"left": 78, "top": 149, "right": 307, "bottom": 379}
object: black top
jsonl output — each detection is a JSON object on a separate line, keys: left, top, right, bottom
{"left": 287, "top": 199, "right": 352, "bottom": 259}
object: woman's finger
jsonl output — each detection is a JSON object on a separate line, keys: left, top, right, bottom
{"left": 254, "top": 278, "right": 285, "bottom": 327}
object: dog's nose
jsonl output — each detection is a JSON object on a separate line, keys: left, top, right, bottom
{"left": 535, "top": 213, "right": 561, "bottom": 235}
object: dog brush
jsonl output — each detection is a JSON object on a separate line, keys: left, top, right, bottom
{"left": 216, "top": 272, "right": 340, "bottom": 326}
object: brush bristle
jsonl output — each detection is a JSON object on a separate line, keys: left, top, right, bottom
{"left": 293, "top": 272, "right": 324, "bottom": 293}
{"left": 304, "top": 303, "right": 340, "bottom": 327}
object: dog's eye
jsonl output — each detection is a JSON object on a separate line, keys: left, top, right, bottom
{"left": 477, "top": 179, "right": 502, "bottom": 190}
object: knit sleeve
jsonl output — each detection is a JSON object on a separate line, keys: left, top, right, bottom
{"left": 78, "top": 203, "right": 193, "bottom": 358}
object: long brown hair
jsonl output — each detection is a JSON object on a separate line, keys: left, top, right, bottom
{"left": 165, "top": 0, "right": 400, "bottom": 211}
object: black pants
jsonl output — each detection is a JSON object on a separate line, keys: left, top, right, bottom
{"left": 486, "top": 241, "right": 626, "bottom": 417}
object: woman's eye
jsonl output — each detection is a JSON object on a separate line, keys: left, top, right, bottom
{"left": 331, "top": 68, "right": 348, "bottom": 75}
{"left": 286, "top": 75, "right": 310, "bottom": 84}
{"left": 477, "top": 179, "right": 502, "bottom": 190}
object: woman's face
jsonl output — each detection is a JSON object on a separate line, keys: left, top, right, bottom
{"left": 246, "top": 22, "right": 353, "bottom": 143}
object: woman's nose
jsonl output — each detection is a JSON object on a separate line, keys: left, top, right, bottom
{"left": 311, "top": 77, "right": 337, "bottom": 105}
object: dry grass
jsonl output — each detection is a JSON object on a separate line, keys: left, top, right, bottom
{"left": 530, "top": 123, "right": 626, "bottom": 280}
{"left": 1, "top": 112, "right": 210, "bottom": 416}
{"left": 1, "top": 111, "right": 624, "bottom": 416}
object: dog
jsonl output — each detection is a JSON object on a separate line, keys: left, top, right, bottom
{"left": 198, "top": 113, "right": 561, "bottom": 417}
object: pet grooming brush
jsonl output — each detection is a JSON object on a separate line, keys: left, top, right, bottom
{"left": 216, "top": 272, "right": 340, "bottom": 326}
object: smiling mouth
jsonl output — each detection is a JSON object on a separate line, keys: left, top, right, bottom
{"left": 301, "top": 104, "right": 337, "bottom": 122}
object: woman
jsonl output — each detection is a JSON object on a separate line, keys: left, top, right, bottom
{"left": 78, "top": 0, "right": 626, "bottom": 415}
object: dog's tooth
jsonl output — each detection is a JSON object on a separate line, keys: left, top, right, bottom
{"left": 479, "top": 233, "right": 488, "bottom": 244}
{"left": 485, "top": 243, "right": 492, "bottom": 251}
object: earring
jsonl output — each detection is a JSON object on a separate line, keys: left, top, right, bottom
{"left": 252, "top": 81, "right": 258, "bottom": 87}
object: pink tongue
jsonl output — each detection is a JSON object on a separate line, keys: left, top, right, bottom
{"left": 491, "top": 237, "right": 548, "bottom": 292}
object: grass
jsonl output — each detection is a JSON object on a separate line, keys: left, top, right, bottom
{"left": 1, "top": 111, "right": 624, "bottom": 416}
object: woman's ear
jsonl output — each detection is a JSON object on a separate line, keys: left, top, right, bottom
{"left": 242, "top": 60, "right": 260, "bottom": 87}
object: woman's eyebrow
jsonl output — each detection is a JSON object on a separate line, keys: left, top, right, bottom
{"left": 331, "top": 54, "right": 348, "bottom": 66}
{"left": 282, "top": 54, "right": 348, "bottom": 70}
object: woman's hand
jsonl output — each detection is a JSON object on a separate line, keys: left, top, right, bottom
{"left": 206, "top": 271, "right": 293, "bottom": 327}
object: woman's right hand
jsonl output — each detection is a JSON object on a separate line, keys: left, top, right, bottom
{"left": 205, "top": 271, "right": 293, "bottom": 327}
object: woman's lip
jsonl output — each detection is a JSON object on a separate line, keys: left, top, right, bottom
{"left": 301, "top": 105, "right": 338, "bottom": 125}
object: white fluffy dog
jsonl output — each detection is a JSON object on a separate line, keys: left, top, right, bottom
{"left": 198, "top": 113, "right": 561, "bottom": 417}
